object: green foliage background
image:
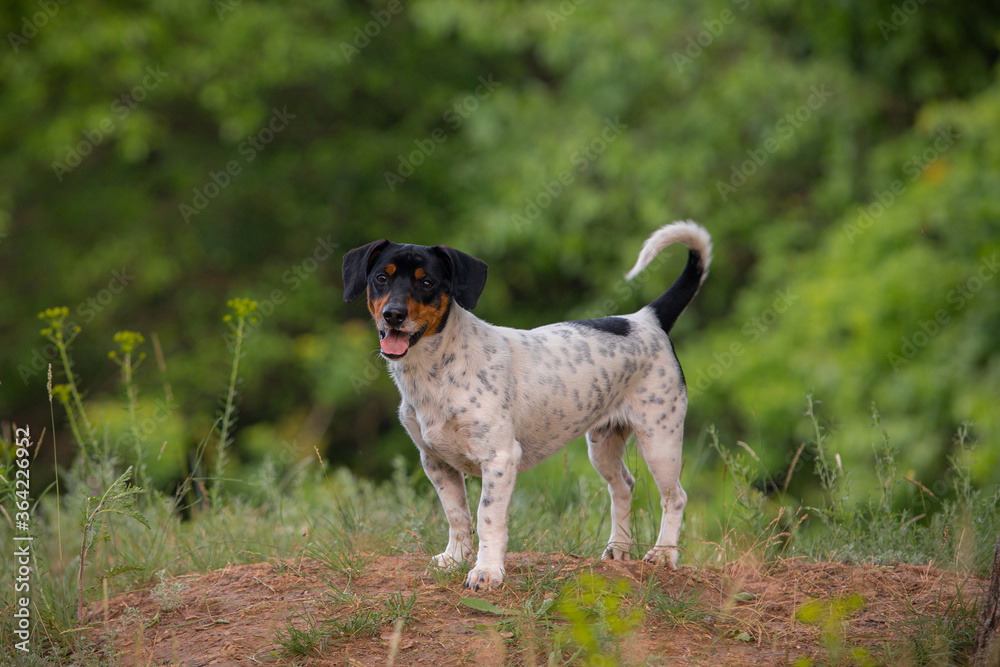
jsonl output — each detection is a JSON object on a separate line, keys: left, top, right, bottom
{"left": 2, "top": 0, "right": 998, "bottom": 510}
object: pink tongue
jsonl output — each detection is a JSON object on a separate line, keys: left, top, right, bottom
{"left": 380, "top": 330, "right": 410, "bottom": 356}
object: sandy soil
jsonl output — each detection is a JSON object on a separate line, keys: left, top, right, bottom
{"left": 91, "top": 552, "right": 985, "bottom": 666}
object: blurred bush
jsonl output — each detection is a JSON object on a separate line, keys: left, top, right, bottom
{"left": 1, "top": 0, "right": 997, "bottom": 505}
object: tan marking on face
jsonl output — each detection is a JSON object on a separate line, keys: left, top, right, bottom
{"left": 367, "top": 290, "right": 390, "bottom": 325}
{"left": 384, "top": 264, "right": 396, "bottom": 276}
{"left": 414, "top": 267, "right": 426, "bottom": 280}
{"left": 407, "top": 294, "right": 450, "bottom": 336}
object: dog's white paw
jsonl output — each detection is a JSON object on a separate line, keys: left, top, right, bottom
{"left": 603, "top": 544, "right": 633, "bottom": 561}
{"left": 430, "top": 535, "right": 473, "bottom": 571}
{"left": 642, "top": 546, "right": 679, "bottom": 568}
{"left": 465, "top": 562, "right": 504, "bottom": 591}
{"left": 431, "top": 552, "right": 464, "bottom": 570}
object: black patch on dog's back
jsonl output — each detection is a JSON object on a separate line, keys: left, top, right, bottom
{"left": 569, "top": 317, "right": 632, "bottom": 337}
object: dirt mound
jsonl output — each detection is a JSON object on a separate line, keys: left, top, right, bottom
{"left": 92, "top": 552, "right": 985, "bottom": 666}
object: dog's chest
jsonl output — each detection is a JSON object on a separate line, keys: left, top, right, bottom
{"left": 391, "top": 356, "right": 507, "bottom": 472}
{"left": 412, "top": 404, "right": 499, "bottom": 476}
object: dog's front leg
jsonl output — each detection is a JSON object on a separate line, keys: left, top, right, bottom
{"left": 466, "top": 440, "right": 521, "bottom": 591}
{"left": 401, "top": 405, "right": 473, "bottom": 568}
{"left": 419, "top": 450, "right": 474, "bottom": 568}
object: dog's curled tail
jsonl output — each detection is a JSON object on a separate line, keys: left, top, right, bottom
{"left": 626, "top": 221, "right": 712, "bottom": 334}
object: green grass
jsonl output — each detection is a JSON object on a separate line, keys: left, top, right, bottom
{"left": 273, "top": 585, "right": 419, "bottom": 656}
{"left": 275, "top": 611, "right": 328, "bottom": 656}
{"left": 1, "top": 302, "right": 998, "bottom": 664}
{"left": 901, "top": 585, "right": 982, "bottom": 666}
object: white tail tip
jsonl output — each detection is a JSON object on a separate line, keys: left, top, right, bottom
{"left": 625, "top": 220, "right": 712, "bottom": 281}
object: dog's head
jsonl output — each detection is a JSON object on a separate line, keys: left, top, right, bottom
{"left": 342, "top": 241, "right": 488, "bottom": 359}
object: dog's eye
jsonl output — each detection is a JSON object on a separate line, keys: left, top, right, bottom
{"left": 374, "top": 274, "right": 388, "bottom": 284}
{"left": 420, "top": 279, "right": 434, "bottom": 289}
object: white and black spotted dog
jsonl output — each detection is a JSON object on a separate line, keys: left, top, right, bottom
{"left": 342, "top": 221, "right": 711, "bottom": 590}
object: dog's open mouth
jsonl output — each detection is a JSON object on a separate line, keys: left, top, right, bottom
{"left": 379, "top": 328, "right": 425, "bottom": 358}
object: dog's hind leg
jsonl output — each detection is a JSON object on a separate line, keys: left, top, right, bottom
{"left": 634, "top": 422, "right": 687, "bottom": 568}
{"left": 587, "top": 424, "right": 635, "bottom": 560}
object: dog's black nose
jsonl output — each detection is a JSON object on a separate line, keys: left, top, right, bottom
{"left": 382, "top": 304, "right": 407, "bottom": 328}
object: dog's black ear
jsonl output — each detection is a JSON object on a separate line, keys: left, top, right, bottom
{"left": 434, "top": 245, "right": 488, "bottom": 309}
{"left": 342, "top": 239, "right": 390, "bottom": 302}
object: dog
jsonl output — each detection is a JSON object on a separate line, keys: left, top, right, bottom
{"left": 342, "top": 221, "right": 711, "bottom": 590}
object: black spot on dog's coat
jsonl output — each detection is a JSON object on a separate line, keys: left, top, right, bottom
{"left": 569, "top": 317, "right": 632, "bottom": 337}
